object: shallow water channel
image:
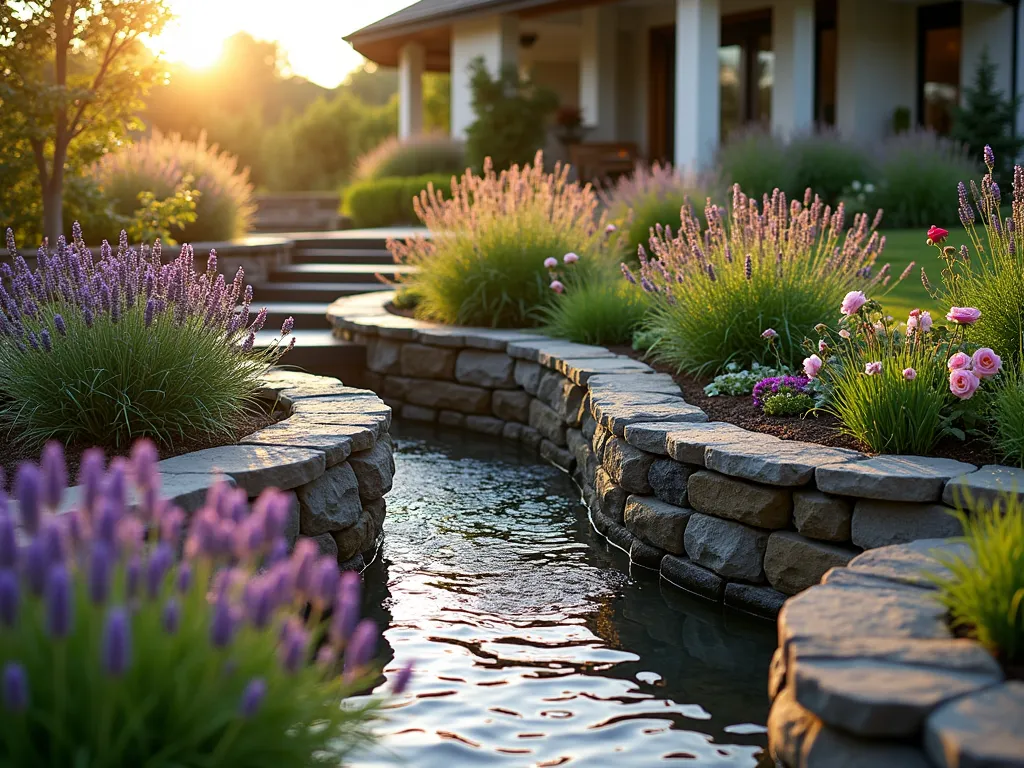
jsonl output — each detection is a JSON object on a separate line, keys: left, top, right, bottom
{"left": 354, "top": 421, "right": 778, "bottom": 768}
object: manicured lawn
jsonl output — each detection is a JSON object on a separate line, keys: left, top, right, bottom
{"left": 874, "top": 228, "right": 969, "bottom": 319}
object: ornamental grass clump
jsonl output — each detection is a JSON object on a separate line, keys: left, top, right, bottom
{"left": 389, "top": 152, "right": 610, "bottom": 327}
{"left": 0, "top": 441, "right": 409, "bottom": 765}
{"left": 0, "top": 225, "right": 294, "bottom": 449}
{"left": 929, "top": 491, "right": 1024, "bottom": 665}
{"left": 625, "top": 185, "right": 887, "bottom": 375}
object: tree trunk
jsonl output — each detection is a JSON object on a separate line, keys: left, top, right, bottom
{"left": 42, "top": 183, "right": 64, "bottom": 248}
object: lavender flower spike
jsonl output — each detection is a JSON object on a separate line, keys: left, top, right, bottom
{"left": 0, "top": 570, "right": 18, "bottom": 627}
{"left": 391, "top": 660, "right": 414, "bottom": 694}
{"left": 2, "top": 662, "right": 29, "bottom": 713}
{"left": 240, "top": 678, "right": 267, "bottom": 718}
{"left": 281, "top": 316, "right": 294, "bottom": 336}
{"left": 101, "top": 607, "right": 132, "bottom": 677}
{"left": 45, "top": 564, "right": 73, "bottom": 639}
{"left": 14, "top": 463, "right": 43, "bottom": 534}
{"left": 40, "top": 442, "right": 67, "bottom": 510}
{"left": 344, "top": 619, "right": 379, "bottom": 680}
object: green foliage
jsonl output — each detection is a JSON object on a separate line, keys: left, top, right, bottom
{"left": 0, "top": 0, "right": 172, "bottom": 241}
{"left": 465, "top": 58, "right": 558, "bottom": 172}
{"left": 989, "top": 366, "right": 1024, "bottom": 468}
{"left": 871, "top": 131, "right": 978, "bottom": 229}
{"left": 541, "top": 271, "right": 648, "bottom": 346}
{"left": 951, "top": 48, "right": 1023, "bottom": 186}
{"left": 92, "top": 131, "right": 254, "bottom": 243}
{"left": 354, "top": 133, "right": 466, "bottom": 182}
{"left": 392, "top": 284, "right": 423, "bottom": 311}
{"left": 704, "top": 363, "right": 791, "bottom": 397}
{"left": 343, "top": 175, "right": 453, "bottom": 229}
{"left": 126, "top": 177, "right": 199, "bottom": 245}
{"left": 762, "top": 390, "right": 815, "bottom": 417}
{"left": 930, "top": 492, "right": 1024, "bottom": 663}
{"left": 717, "top": 129, "right": 791, "bottom": 201}
{"left": 390, "top": 153, "right": 610, "bottom": 328}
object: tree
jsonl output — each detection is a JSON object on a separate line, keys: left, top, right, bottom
{"left": 0, "top": 0, "right": 171, "bottom": 243}
{"left": 465, "top": 58, "right": 558, "bottom": 172}
{"left": 951, "top": 47, "right": 1023, "bottom": 184}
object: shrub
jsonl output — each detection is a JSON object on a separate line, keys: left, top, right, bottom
{"left": 871, "top": 131, "right": 978, "bottom": 229}
{"left": 389, "top": 152, "right": 610, "bottom": 328}
{"left": 930, "top": 491, "right": 1024, "bottom": 664}
{"left": 464, "top": 58, "right": 558, "bottom": 172}
{"left": 752, "top": 376, "right": 813, "bottom": 411}
{"left": 343, "top": 175, "right": 453, "bottom": 229}
{"left": 717, "top": 129, "right": 791, "bottom": 201}
{"left": 540, "top": 258, "right": 647, "bottom": 346}
{"left": 626, "top": 186, "right": 885, "bottom": 375}
{"left": 599, "top": 162, "right": 713, "bottom": 263}
{"left": 0, "top": 226, "right": 294, "bottom": 449}
{"left": 92, "top": 131, "right": 255, "bottom": 243}
{"left": 354, "top": 133, "right": 466, "bottom": 182}
{"left": 0, "top": 441, "right": 409, "bottom": 765}
{"left": 929, "top": 147, "right": 1024, "bottom": 364}
{"left": 989, "top": 365, "right": 1024, "bottom": 467}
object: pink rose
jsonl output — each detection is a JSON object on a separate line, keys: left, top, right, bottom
{"left": 841, "top": 290, "right": 868, "bottom": 316}
{"left": 903, "top": 367, "right": 917, "bottom": 381}
{"left": 818, "top": 339, "right": 828, "bottom": 353}
{"left": 761, "top": 328, "right": 778, "bottom": 340}
{"left": 946, "top": 307, "right": 982, "bottom": 325}
{"left": 972, "top": 347, "right": 1002, "bottom": 378}
{"left": 865, "top": 361, "right": 882, "bottom": 376}
{"left": 563, "top": 252, "right": 579, "bottom": 264}
{"left": 803, "top": 354, "right": 822, "bottom": 379}
{"left": 947, "top": 351, "right": 972, "bottom": 371}
{"left": 927, "top": 225, "right": 949, "bottom": 244}
{"left": 920, "top": 311, "right": 933, "bottom": 333}
{"left": 949, "top": 368, "right": 981, "bottom": 400}
{"left": 543, "top": 257, "right": 558, "bottom": 269}
{"left": 839, "top": 329, "right": 851, "bottom": 339}
{"left": 909, "top": 308, "right": 921, "bottom": 318}
{"left": 550, "top": 280, "right": 565, "bottom": 294}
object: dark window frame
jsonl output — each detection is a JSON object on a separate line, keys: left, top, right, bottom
{"left": 916, "top": 1, "right": 963, "bottom": 130}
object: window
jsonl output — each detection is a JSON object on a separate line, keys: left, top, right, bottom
{"left": 720, "top": 10, "right": 773, "bottom": 141}
{"left": 918, "top": 2, "right": 962, "bottom": 135}
{"left": 815, "top": 0, "right": 837, "bottom": 126}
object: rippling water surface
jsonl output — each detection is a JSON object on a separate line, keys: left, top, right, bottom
{"left": 353, "top": 422, "right": 777, "bottom": 768}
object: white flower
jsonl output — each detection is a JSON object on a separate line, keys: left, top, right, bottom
{"left": 851, "top": 180, "right": 862, "bottom": 192}
{"left": 864, "top": 183, "right": 876, "bottom": 194}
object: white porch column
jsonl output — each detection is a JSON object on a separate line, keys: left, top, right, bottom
{"left": 772, "top": 0, "right": 815, "bottom": 137}
{"left": 579, "top": 5, "right": 618, "bottom": 141}
{"left": 674, "top": 0, "right": 720, "bottom": 171}
{"left": 398, "top": 42, "right": 425, "bottom": 139}
{"left": 450, "top": 15, "right": 520, "bottom": 138}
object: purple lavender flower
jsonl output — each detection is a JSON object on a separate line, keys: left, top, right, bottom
{"left": 40, "top": 519, "right": 66, "bottom": 564}
{"left": 0, "top": 513, "right": 16, "bottom": 569}
{"left": 240, "top": 678, "right": 267, "bottom": 718}
{"left": 279, "top": 621, "right": 307, "bottom": 673}
{"left": 0, "top": 570, "right": 18, "bottom": 626}
{"left": 45, "top": 564, "right": 73, "bottom": 638}
{"left": 162, "top": 598, "right": 181, "bottom": 635}
{"left": 984, "top": 144, "right": 995, "bottom": 169}
{"left": 281, "top": 316, "right": 294, "bottom": 336}
{"left": 145, "top": 543, "right": 173, "bottom": 598}
{"left": 2, "top": 662, "right": 29, "bottom": 713}
{"left": 14, "top": 463, "right": 42, "bottom": 534}
{"left": 27, "top": 331, "right": 39, "bottom": 351}
{"left": 82, "top": 306, "right": 94, "bottom": 328}
{"left": 210, "top": 596, "right": 236, "bottom": 648}
{"left": 89, "top": 542, "right": 113, "bottom": 604}
{"left": 311, "top": 557, "right": 340, "bottom": 607}
{"left": 144, "top": 297, "right": 156, "bottom": 328}
{"left": 751, "top": 376, "right": 812, "bottom": 408}
{"left": 245, "top": 581, "right": 274, "bottom": 629}
{"left": 176, "top": 562, "right": 192, "bottom": 593}
{"left": 241, "top": 331, "right": 255, "bottom": 354}
{"left": 331, "top": 571, "right": 362, "bottom": 644}
{"left": 252, "top": 307, "right": 267, "bottom": 333}
{"left": 344, "top": 619, "right": 379, "bottom": 679}
{"left": 53, "top": 314, "right": 66, "bottom": 336}
{"left": 101, "top": 607, "right": 131, "bottom": 677}
{"left": 391, "top": 661, "right": 414, "bottom": 694}
{"left": 40, "top": 442, "right": 66, "bottom": 510}
{"left": 39, "top": 329, "right": 52, "bottom": 352}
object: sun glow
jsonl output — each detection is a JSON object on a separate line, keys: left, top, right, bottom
{"left": 150, "top": 0, "right": 418, "bottom": 87}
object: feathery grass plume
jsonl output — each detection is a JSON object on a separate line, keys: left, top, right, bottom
{"left": 0, "top": 441, "right": 407, "bottom": 765}
{"left": 92, "top": 131, "right": 255, "bottom": 243}
{"left": 0, "top": 225, "right": 294, "bottom": 448}
{"left": 625, "top": 184, "right": 888, "bottom": 374}
{"left": 388, "top": 151, "right": 612, "bottom": 328}
{"left": 928, "top": 145, "right": 1024, "bottom": 364}
{"left": 353, "top": 132, "right": 466, "bottom": 182}
{"left": 928, "top": 490, "right": 1024, "bottom": 664}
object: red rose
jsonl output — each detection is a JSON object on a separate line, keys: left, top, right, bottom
{"left": 927, "top": 225, "right": 949, "bottom": 244}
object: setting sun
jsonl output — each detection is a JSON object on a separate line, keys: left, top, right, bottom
{"left": 148, "top": 0, "right": 417, "bottom": 86}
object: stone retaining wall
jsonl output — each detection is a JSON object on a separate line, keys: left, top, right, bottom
{"left": 328, "top": 291, "right": 1024, "bottom": 617}
{"left": 767, "top": 539, "right": 1023, "bottom": 767}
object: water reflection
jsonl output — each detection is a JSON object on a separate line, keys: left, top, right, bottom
{"left": 354, "top": 422, "right": 777, "bottom": 767}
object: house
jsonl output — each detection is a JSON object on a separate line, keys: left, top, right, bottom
{"left": 345, "top": 0, "right": 1024, "bottom": 171}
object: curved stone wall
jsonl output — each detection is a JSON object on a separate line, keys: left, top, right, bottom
{"left": 768, "top": 539, "right": 1024, "bottom": 767}
{"left": 328, "top": 291, "right": 1024, "bottom": 617}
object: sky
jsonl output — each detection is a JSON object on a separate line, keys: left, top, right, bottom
{"left": 151, "top": 0, "right": 418, "bottom": 88}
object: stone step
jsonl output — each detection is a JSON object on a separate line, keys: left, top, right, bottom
{"left": 268, "top": 263, "right": 417, "bottom": 284}
{"left": 254, "top": 329, "right": 367, "bottom": 386}
{"left": 292, "top": 248, "right": 394, "bottom": 265}
{"left": 251, "top": 281, "right": 393, "bottom": 303}
{"left": 242, "top": 302, "right": 329, "bottom": 329}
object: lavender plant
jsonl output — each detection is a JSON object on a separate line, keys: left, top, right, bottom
{"left": 751, "top": 375, "right": 815, "bottom": 417}
{"left": 625, "top": 185, "right": 889, "bottom": 374}
{"left": 0, "top": 225, "right": 294, "bottom": 448}
{"left": 0, "top": 441, "right": 409, "bottom": 765}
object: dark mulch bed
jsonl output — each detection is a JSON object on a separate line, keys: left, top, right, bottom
{"left": 0, "top": 404, "right": 283, "bottom": 493}
{"left": 611, "top": 346, "right": 999, "bottom": 466}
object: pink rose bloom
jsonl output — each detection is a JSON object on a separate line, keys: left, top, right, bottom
{"left": 818, "top": 339, "right": 828, "bottom": 353}
{"left": 803, "top": 354, "right": 823, "bottom": 379}
{"left": 605, "top": 224, "right": 618, "bottom": 234}
{"left": 946, "top": 306, "right": 982, "bottom": 325}
{"left": 864, "top": 361, "right": 882, "bottom": 376}
{"left": 947, "top": 351, "right": 972, "bottom": 371}
{"left": 761, "top": 328, "right": 778, "bottom": 340}
{"left": 838, "top": 329, "right": 851, "bottom": 339}
{"left": 841, "top": 290, "right": 868, "bottom": 316}
{"left": 543, "top": 257, "right": 558, "bottom": 269}
{"left": 550, "top": 280, "right": 565, "bottom": 294}
{"left": 920, "top": 311, "right": 933, "bottom": 333}
{"left": 972, "top": 347, "right": 1002, "bottom": 378}
{"left": 563, "top": 252, "right": 579, "bottom": 264}
{"left": 909, "top": 308, "right": 921, "bottom": 318}
{"left": 903, "top": 367, "right": 917, "bottom": 381}
{"left": 949, "top": 368, "right": 981, "bottom": 400}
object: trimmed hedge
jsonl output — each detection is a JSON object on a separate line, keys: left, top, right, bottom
{"left": 342, "top": 174, "right": 453, "bottom": 228}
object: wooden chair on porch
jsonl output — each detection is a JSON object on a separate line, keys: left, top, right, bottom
{"left": 568, "top": 142, "right": 639, "bottom": 184}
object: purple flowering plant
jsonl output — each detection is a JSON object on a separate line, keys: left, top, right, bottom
{"left": 0, "top": 224, "right": 294, "bottom": 448}
{"left": 751, "top": 376, "right": 812, "bottom": 408}
{"left": 0, "top": 440, "right": 409, "bottom": 765}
